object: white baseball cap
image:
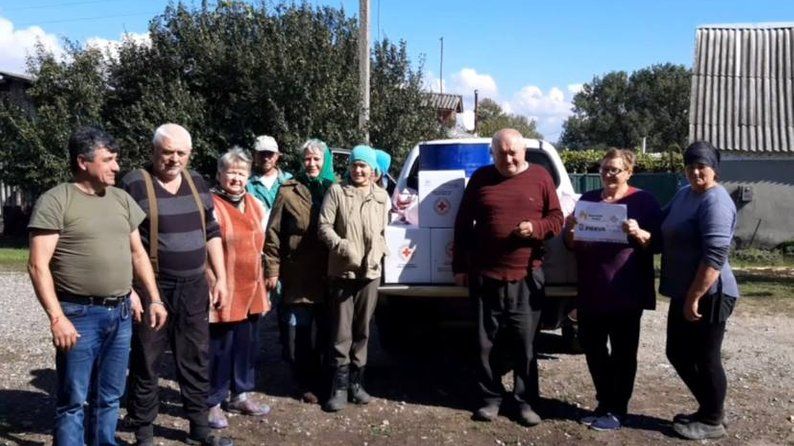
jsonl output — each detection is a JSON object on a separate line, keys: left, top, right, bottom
{"left": 253, "top": 135, "right": 279, "bottom": 153}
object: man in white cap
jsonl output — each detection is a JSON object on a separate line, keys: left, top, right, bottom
{"left": 246, "top": 135, "right": 292, "bottom": 226}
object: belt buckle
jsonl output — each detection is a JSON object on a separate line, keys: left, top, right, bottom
{"left": 97, "top": 296, "right": 118, "bottom": 306}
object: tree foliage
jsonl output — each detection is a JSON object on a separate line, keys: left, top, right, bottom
{"left": 0, "top": 1, "right": 443, "bottom": 194}
{"left": 0, "top": 43, "right": 108, "bottom": 195}
{"left": 560, "top": 63, "right": 690, "bottom": 152}
{"left": 476, "top": 98, "right": 542, "bottom": 139}
{"left": 560, "top": 149, "right": 683, "bottom": 173}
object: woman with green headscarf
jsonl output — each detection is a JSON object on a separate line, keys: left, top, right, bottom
{"left": 264, "top": 139, "right": 336, "bottom": 404}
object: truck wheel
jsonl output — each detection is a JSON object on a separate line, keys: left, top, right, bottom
{"left": 561, "top": 322, "right": 583, "bottom": 354}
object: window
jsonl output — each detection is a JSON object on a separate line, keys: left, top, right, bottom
{"left": 526, "top": 149, "right": 560, "bottom": 187}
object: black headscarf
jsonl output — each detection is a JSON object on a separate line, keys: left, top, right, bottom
{"left": 683, "top": 141, "right": 720, "bottom": 172}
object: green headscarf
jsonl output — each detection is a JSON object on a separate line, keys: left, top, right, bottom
{"left": 296, "top": 139, "right": 336, "bottom": 204}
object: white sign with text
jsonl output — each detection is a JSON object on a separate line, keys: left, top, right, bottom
{"left": 573, "top": 201, "right": 628, "bottom": 244}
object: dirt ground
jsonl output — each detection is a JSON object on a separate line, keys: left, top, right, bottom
{"left": 0, "top": 269, "right": 792, "bottom": 446}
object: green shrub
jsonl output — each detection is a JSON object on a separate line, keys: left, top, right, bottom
{"left": 777, "top": 241, "right": 794, "bottom": 257}
{"left": 560, "top": 148, "right": 683, "bottom": 173}
{"left": 731, "top": 248, "right": 782, "bottom": 264}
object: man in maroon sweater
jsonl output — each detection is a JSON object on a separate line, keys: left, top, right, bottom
{"left": 453, "top": 128, "right": 563, "bottom": 426}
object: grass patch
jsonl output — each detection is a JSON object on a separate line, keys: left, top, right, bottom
{"left": 734, "top": 270, "right": 793, "bottom": 299}
{"left": 652, "top": 250, "right": 794, "bottom": 273}
{"left": 733, "top": 269, "right": 794, "bottom": 316}
{"left": 0, "top": 237, "right": 28, "bottom": 271}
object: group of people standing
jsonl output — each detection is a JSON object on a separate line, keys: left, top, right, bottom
{"left": 452, "top": 130, "right": 738, "bottom": 441}
{"left": 28, "top": 124, "right": 391, "bottom": 446}
{"left": 27, "top": 123, "right": 738, "bottom": 445}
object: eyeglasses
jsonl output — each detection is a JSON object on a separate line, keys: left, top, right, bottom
{"left": 599, "top": 167, "right": 625, "bottom": 176}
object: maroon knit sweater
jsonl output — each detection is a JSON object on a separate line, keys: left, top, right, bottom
{"left": 452, "top": 164, "right": 563, "bottom": 281}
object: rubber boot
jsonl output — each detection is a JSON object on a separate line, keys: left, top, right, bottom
{"left": 348, "top": 366, "right": 372, "bottom": 404}
{"left": 322, "top": 365, "right": 349, "bottom": 412}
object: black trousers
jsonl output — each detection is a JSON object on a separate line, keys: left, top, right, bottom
{"left": 471, "top": 270, "right": 543, "bottom": 407}
{"left": 666, "top": 295, "right": 736, "bottom": 425}
{"left": 126, "top": 275, "right": 211, "bottom": 439}
{"left": 280, "top": 302, "right": 328, "bottom": 393}
{"left": 577, "top": 307, "right": 642, "bottom": 416}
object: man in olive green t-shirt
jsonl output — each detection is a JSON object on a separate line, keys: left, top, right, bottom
{"left": 27, "top": 127, "right": 167, "bottom": 446}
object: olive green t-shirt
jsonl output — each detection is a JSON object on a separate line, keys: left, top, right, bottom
{"left": 28, "top": 183, "right": 146, "bottom": 297}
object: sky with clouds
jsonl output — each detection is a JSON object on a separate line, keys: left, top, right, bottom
{"left": 1, "top": 0, "right": 793, "bottom": 141}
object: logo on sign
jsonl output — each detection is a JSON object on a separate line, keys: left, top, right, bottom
{"left": 400, "top": 244, "right": 416, "bottom": 262}
{"left": 434, "top": 197, "right": 451, "bottom": 215}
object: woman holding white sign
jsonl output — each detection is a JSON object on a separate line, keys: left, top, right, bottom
{"left": 563, "top": 148, "right": 662, "bottom": 432}
{"left": 660, "top": 141, "right": 738, "bottom": 441}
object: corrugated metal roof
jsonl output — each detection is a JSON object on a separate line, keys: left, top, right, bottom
{"left": 689, "top": 23, "right": 794, "bottom": 153}
{"left": 0, "top": 70, "right": 35, "bottom": 84}
{"left": 422, "top": 92, "right": 464, "bottom": 113}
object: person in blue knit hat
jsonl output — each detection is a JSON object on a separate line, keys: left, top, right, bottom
{"left": 373, "top": 149, "right": 391, "bottom": 189}
{"left": 318, "top": 144, "right": 390, "bottom": 412}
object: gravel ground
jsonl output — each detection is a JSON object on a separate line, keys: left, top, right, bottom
{"left": 0, "top": 269, "right": 792, "bottom": 445}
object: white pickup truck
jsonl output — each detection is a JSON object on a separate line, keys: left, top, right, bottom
{"left": 375, "top": 138, "right": 580, "bottom": 353}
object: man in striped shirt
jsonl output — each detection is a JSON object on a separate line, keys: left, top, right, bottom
{"left": 122, "top": 124, "right": 232, "bottom": 446}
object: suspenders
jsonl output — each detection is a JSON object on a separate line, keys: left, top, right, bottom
{"left": 138, "top": 168, "right": 207, "bottom": 277}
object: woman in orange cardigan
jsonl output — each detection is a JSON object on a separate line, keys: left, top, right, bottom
{"left": 206, "top": 147, "right": 271, "bottom": 429}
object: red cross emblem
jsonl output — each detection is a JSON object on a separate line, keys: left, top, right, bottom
{"left": 400, "top": 245, "right": 415, "bottom": 261}
{"left": 434, "top": 197, "right": 451, "bottom": 215}
{"left": 445, "top": 241, "right": 454, "bottom": 258}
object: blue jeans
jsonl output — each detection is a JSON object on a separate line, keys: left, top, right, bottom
{"left": 54, "top": 298, "right": 132, "bottom": 446}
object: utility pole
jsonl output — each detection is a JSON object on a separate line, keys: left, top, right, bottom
{"left": 439, "top": 37, "right": 444, "bottom": 94}
{"left": 474, "top": 89, "right": 479, "bottom": 133}
{"left": 358, "top": 0, "right": 371, "bottom": 143}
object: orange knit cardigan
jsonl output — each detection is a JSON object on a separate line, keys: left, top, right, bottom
{"left": 209, "top": 193, "right": 269, "bottom": 323}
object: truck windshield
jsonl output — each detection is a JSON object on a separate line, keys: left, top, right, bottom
{"left": 405, "top": 149, "right": 560, "bottom": 189}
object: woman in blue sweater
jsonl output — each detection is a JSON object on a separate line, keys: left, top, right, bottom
{"left": 660, "top": 141, "right": 739, "bottom": 441}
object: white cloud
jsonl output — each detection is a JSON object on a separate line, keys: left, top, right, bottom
{"left": 567, "top": 83, "right": 584, "bottom": 95}
{"left": 0, "top": 16, "right": 63, "bottom": 74}
{"left": 505, "top": 85, "right": 575, "bottom": 140}
{"left": 423, "top": 71, "right": 446, "bottom": 94}
{"left": 0, "top": 16, "right": 153, "bottom": 73}
{"left": 434, "top": 68, "right": 579, "bottom": 139}
{"left": 450, "top": 68, "right": 498, "bottom": 98}
{"left": 86, "top": 32, "right": 151, "bottom": 61}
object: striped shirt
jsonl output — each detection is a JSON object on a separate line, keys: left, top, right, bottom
{"left": 121, "top": 168, "right": 221, "bottom": 278}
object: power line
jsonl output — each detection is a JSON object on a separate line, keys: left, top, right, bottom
{"left": 1, "top": 0, "right": 130, "bottom": 13}
{"left": 16, "top": 11, "right": 162, "bottom": 27}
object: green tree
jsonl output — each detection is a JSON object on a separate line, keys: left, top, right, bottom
{"left": 0, "top": 1, "right": 442, "bottom": 192}
{"left": 0, "top": 43, "right": 108, "bottom": 194}
{"left": 476, "top": 98, "right": 542, "bottom": 139}
{"left": 560, "top": 63, "right": 690, "bottom": 151}
{"left": 370, "top": 39, "right": 444, "bottom": 167}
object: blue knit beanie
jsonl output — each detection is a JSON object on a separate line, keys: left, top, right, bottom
{"left": 374, "top": 149, "right": 391, "bottom": 176}
{"left": 350, "top": 145, "right": 378, "bottom": 171}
